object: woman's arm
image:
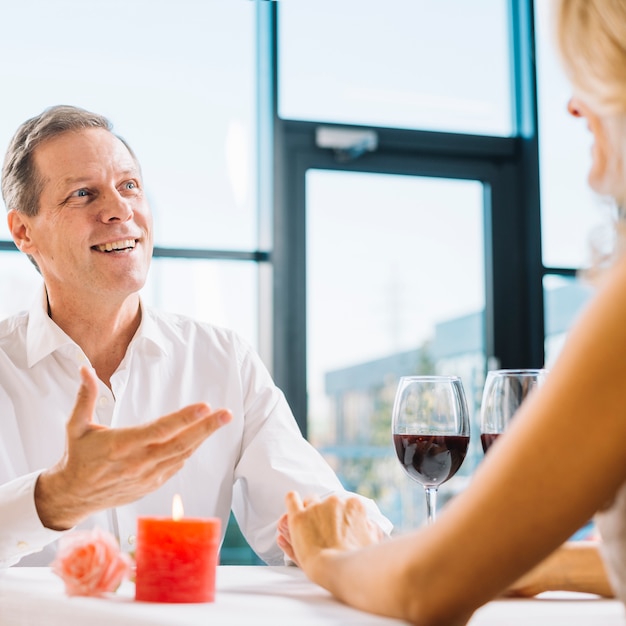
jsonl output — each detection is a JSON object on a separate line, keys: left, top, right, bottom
{"left": 286, "top": 255, "right": 626, "bottom": 626}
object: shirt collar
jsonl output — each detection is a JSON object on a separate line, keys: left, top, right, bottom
{"left": 133, "top": 303, "right": 170, "bottom": 358}
{"left": 26, "top": 285, "right": 169, "bottom": 368}
{"left": 26, "top": 285, "right": 75, "bottom": 368}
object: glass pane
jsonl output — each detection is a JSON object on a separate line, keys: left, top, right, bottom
{"left": 279, "top": 0, "right": 512, "bottom": 136}
{"left": 306, "top": 169, "right": 486, "bottom": 531}
{"left": 144, "top": 258, "right": 259, "bottom": 350}
{"left": 0, "top": 0, "right": 257, "bottom": 251}
{"left": 535, "top": 1, "right": 611, "bottom": 268}
{"left": 543, "top": 274, "right": 594, "bottom": 368}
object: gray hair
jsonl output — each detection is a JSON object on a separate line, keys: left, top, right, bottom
{"left": 1, "top": 104, "right": 136, "bottom": 216}
{"left": 1, "top": 105, "right": 138, "bottom": 273}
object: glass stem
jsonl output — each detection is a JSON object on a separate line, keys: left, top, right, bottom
{"left": 424, "top": 487, "right": 438, "bottom": 524}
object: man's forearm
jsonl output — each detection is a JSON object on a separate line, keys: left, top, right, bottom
{"left": 0, "top": 472, "right": 67, "bottom": 566}
{"left": 509, "top": 541, "right": 613, "bottom": 597}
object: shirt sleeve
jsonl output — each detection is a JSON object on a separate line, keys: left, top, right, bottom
{"left": 231, "top": 339, "right": 393, "bottom": 565}
{"left": 0, "top": 471, "right": 68, "bottom": 567}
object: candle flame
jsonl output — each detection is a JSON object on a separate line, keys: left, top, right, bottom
{"left": 172, "top": 494, "right": 184, "bottom": 521}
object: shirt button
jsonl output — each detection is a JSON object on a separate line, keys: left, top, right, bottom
{"left": 17, "top": 541, "right": 28, "bottom": 549}
{"left": 98, "top": 396, "right": 109, "bottom": 407}
{"left": 128, "top": 535, "right": 136, "bottom": 546}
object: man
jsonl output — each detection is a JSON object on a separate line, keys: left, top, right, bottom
{"left": 0, "top": 105, "right": 391, "bottom": 567}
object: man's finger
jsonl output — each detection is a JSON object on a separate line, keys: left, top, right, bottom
{"left": 109, "top": 407, "right": 232, "bottom": 468}
{"left": 277, "top": 512, "right": 290, "bottom": 536}
{"left": 285, "top": 491, "right": 304, "bottom": 516}
{"left": 345, "top": 497, "right": 366, "bottom": 516}
{"left": 66, "top": 366, "right": 99, "bottom": 438}
{"left": 277, "top": 533, "right": 298, "bottom": 564}
{"left": 151, "top": 408, "right": 233, "bottom": 460}
{"left": 141, "top": 404, "right": 231, "bottom": 445}
{"left": 303, "top": 494, "right": 321, "bottom": 508}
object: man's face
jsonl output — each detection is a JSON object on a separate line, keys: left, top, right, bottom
{"left": 11, "top": 127, "right": 153, "bottom": 305}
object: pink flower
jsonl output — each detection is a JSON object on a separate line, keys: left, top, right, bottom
{"left": 51, "top": 527, "right": 133, "bottom": 597}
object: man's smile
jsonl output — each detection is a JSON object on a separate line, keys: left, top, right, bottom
{"left": 92, "top": 238, "right": 137, "bottom": 253}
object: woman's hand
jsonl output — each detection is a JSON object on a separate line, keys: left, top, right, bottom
{"left": 279, "top": 491, "right": 383, "bottom": 572}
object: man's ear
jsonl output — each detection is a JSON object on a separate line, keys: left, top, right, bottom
{"left": 7, "top": 209, "right": 35, "bottom": 254}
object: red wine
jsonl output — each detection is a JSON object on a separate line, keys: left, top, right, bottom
{"left": 480, "top": 433, "right": 500, "bottom": 453}
{"left": 393, "top": 434, "right": 469, "bottom": 487}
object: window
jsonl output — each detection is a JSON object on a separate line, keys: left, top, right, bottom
{"left": 0, "top": 0, "right": 257, "bottom": 250}
{"left": 272, "top": 0, "right": 582, "bottom": 529}
{"left": 306, "top": 170, "right": 486, "bottom": 529}
{"left": 0, "top": 0, "right": 264, "bottom": 564}
{"left": 279, "top": 0, "right": 513, "bottom": 136}
{"left": 543, "top": 275, "right": 593, "bottom": 368}
{"left": 0, "top": 0, "right": 599, "bottom": 548}
{"left": 534, "top": 0, "right": 608, "bottom": 269}
{"left": 145, "top": 259, "right": 258, "bottom": 344}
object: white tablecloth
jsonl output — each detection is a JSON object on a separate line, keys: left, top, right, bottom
{"left": 0, "top": 566, "right": 624, "bottom": 625}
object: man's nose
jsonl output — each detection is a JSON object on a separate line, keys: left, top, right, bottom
{"left": 98, "top": 190, "right": 133, "bottom": 222}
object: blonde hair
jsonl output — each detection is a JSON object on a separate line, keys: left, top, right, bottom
{"left": 555, "top": 0, "right": 626, "bottom": 116}
{"left": 555, "top": 0, "right": 626, "bottom": 274}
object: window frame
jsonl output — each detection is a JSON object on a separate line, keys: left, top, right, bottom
{"left": 0, "top": 0, "right": 581, "bottom": 438}
{"left": 269, "top": 0, "right": 562, "bottom": 435}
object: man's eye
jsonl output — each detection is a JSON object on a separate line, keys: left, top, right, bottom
{"left": 71, "top": 189, "right": 89, "bottom": 197}
{"left": 124, "top": 181, "right": 137, "bottom": 190}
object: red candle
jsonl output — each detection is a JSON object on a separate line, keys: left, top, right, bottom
{"left": 135, "top": 495, "right": 221, "bottom": 603}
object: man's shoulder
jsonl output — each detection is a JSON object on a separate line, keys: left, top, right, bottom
{"left": 145, "top": 307, "right": 233, "bottom": 335}
{"left": 0, "top": 312, "right": 29, "bottom": 367}
{"left": 0, "top": 310, "right": 29, "bottom": 344}
{"left": 143, "top": 307, "right": 247, "bottom": 352}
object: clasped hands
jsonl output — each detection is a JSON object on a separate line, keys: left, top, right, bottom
{"left": 278, "top": 493, "right": 610, "bottom": 600}
{"left": 35, "top": 366, "right": 232, "bottom": 530}
{"left": 277, "top": 492, "right": 384, "bottom": 571}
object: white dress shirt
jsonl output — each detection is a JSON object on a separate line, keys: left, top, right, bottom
{"left": 0, "top": 288, "right": 391, "bottom": 567}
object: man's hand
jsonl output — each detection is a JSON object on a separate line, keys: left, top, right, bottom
{"left": 279, "top": 491, "right": 383, "bottom": 569}
{"left": 35, "top": 366, "right": 232, "bottom": 530}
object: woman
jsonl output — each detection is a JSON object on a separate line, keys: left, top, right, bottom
{"left": 278, "top": 1, "right": 626, "bottom": 623}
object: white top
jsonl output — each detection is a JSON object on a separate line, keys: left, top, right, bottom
{"left": 596, "top": 482, "right": 626, "bottom": 607}
{"left": 0, "top": 289, "right": 391, "bottom": 568}
{"left": 0, "top": 566, "right": 622, "bottom": 626}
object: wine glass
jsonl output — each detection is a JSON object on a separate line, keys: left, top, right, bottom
{"left": 480, "top": 368, "right": 548, "bottom": 453}
{"left": 391, "top": 375, "right": 470, "bottom": 524}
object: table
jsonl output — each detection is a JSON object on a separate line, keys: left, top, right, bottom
{"left": 0, "top": 566, "right": 624, "bottom": 625}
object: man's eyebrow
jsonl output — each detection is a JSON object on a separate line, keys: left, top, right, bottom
{"left": 56, "top": 176, "right": 91, "bottom": 191}
{"left": 118, "top": 168, "right": 142, "bottom": 179}
{"left": 57, "top": 169, "right": 141, "bottom": 189}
